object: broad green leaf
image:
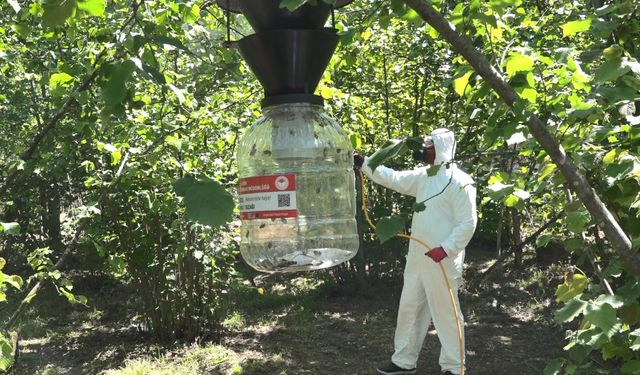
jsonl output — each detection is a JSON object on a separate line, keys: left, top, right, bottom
{"left": 0, "top": 259, "right": 4, "bottom": 270}
{"left": 180, "top": 179, "right": 234, "bottom": 228}
{"left": 376, "top": 216, "right": 405, "bottom": 243}
{"left": 103, "top": 61, "right": 135, "bottom": 105}
{"left": 367, "top": 139, "right": 407, "bottom": 172}
{"left": 173, "top": 176, "right": 195, "bottom": 197}
{"left": 453, "top": 71, "right": 473, "bottom": 96}
{"left": 594, "top": 59, "right": 631, "bottom": 83}
{"left": 566, "top": 211, "right": 589, "bottom": 233}
{"left": 76, "top": 0, "right": 104, "bottom": 16}
{"left": 0, "top": 334, "right": 14, "bottom": 371}
{"left": 554, "top": 297, "right": 588, "bottom": 323}
{"left": 556, "top": 274, "right": 589, "bottom": 302}
{"left": 412, "top": 202, "right": 426, "bottom": 213}
{"left": 561, "top": 19, "right": 592, "bottom": 37}
{"left": 42, "top": 0, "right": 77, "bottom": 27}
{"left": 0, "top": 223, "right": 20, "bottom": 235}
{"left": 5, "top": 275, "right": 23, "bottom": 290}
{"left": 585, "top": 302, "right": 621, "bottom": 338}
{"left": 49, "top": 72, "right": 74, "bottom": 89}
{"left": 505, "top": 54, "right": 534, "bottom": 76}
{"left": 543, "top": 358, "right": 564, "bottom": 375}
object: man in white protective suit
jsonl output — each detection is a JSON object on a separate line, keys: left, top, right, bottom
{"left": 354, "top": 128, "right": 477, "bottom": 375}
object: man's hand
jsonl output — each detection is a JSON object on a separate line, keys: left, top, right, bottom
{"left": 426, "top": 246, "right": 447, "bottom": 263}
{"left": 353, "top": 154, "right": 365, "bottom": 169}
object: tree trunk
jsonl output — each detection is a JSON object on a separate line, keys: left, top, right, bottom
{"left": 403, "top": 0, "right": 640, "bottom": 278}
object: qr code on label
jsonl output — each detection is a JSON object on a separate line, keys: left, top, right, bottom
{"left": 277, "top": 194, "right": 291, "bottom": 208}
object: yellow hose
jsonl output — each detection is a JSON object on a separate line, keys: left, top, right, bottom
{"left": 359, "top": 169, "right": 465, "bottom": 375}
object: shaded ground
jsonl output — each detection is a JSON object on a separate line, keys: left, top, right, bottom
{"left": 7, "top": 250, "right": 566, "bottom": 375}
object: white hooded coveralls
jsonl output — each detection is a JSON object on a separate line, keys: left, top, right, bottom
{"left": 361, "top": 129, "right": 477, "bottom": 374}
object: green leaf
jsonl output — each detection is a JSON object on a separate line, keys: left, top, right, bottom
{"left": 0, "top": 223, "right": 20, "bottom": 235}
{"left": 0, "top": 258, "right": 5, "bottom": 271}
{"left": 173, "top": 176, "right": 195, "bottom": 197}
{"left": 5, "top": 275, "right": 23, "bottom": 290}
{"left": 180, "top": 179, "right": 234, "bottom": 228}
{"left": 279, "top": 0, "right": 307, "bottom": 11}
{"left": 486, "top": 181, "right": 515, "bottom": 201}
{"left": 585, "top": 302, "right": 622, "bottom": 338}
{"left": 49, "top": 72, "right": 74, "bottom": 89}
{"left": 538, "top": 164, "right": 557, "bottom": 182}
{"left": 76, "top": 0, "right": 104, "bottom": 16}
{"left": 376, "top": 216, "right": 405, "bottom": 243}
{"left": 42, "top": 0, "right": 77, "bottom": 27}
{"left": 622, "top": 360, "right": 640, "bottom": 374}
{"left": 453, "top": 71, "right": 473, "bottom": 96}
{"left": 561, "top": 19, "right": 592, "bottom": 37}
{"left": 555, "top": 297, "right": 588, "bottom": 323}
{"left": 543, "top": 358, "right": 564, "bottom": 375}
{"left": 566, "top": 211, "right": 589, "bottom": 233}
{"left": 556, "top": 274, "right": 589, "bottom": 302}
{"left": 594, "top": 59, "right": 631, "bottom": 83}
{"left": 153, "top": 35, "right": 189, "bottom": 52}
{"left": 349, "top": 134, "right": 361, "bottom": 150}
{"left": 103, "top": 61, "right": 135, "bottom": 105}
{"left": 367, "top": 139, "right": 407, "bottom": 172}
{"left": 536, "top": 234, "right": 552, "bottom": 247}
{"left": 0, "top": 334, "right": 14, "bottom": 371}
{"left": 505, "top": 53, "right": 535, "bottom": 76}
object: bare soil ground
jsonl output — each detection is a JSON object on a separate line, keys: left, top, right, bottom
{"left": 7, "top": 250, "right": 566, "bottom": 375}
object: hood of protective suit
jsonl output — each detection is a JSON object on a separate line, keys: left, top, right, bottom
{"left": 430, "top": 128, "right": 456, "bottom": 165}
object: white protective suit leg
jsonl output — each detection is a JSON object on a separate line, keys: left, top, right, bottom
{"left": 423, "top": 269, "right": 465, "bottom": 374}
{"left": 391, "top": 271, "right": 432, "bottom": 369}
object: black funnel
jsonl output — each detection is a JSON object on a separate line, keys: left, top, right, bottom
{"left": 217, "top": 0, "right": 355, "bottom": 14}
{"left": 239, "top": 0, "right": 332, "bottom": 31}
{"left": 238, "top": 28, "right": 338, "bottom": 97}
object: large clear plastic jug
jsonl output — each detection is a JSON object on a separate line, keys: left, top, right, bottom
{"left": 236, "top": 101, "right": 358, "bottom": 273}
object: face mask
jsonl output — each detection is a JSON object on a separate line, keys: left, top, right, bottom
{"left": 412, "top": 137, "right": 433, "bottom": 163}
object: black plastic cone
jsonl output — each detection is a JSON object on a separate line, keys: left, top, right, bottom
{"left": 238, "top": 28, "right": 338, "bottom": 97}
{"left": 239, "top": 0, "right": 331, "bottom": 31}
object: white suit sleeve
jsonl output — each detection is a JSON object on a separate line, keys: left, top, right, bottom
{"left": 440, "top": 183, "right": 477, "bottom": 257}
{"left": 360, "top": 156, "right": 421, "bottom": 197}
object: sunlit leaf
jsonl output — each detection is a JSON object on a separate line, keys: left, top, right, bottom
{"left": 453, "top": 71, "right": 473, "bottom": 96}
{"left": 505, "top": 53, "right": 534, "bottom": 76}
{"left": 556, "top": 274, "right": 589, "bottom": 302}
{"left": 76, "top": 0, "right": 105, "bottom": 16}
{"left": 561, "top": 19, "right": 592, "bottom": 37}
